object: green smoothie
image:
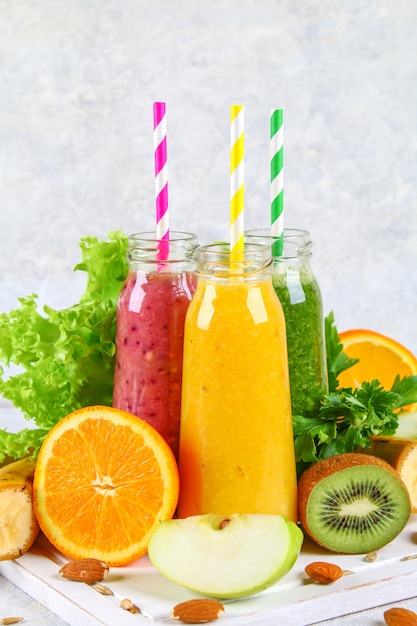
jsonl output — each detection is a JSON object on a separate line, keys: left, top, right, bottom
{"left": 272, "top": 263, "right": 327, "bottom": 417}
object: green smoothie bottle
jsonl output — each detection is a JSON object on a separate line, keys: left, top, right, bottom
{"left": 245, "top": 228, "right": 327, "bottom": 417}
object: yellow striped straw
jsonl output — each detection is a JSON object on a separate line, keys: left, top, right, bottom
{"left": 230, "top": 104, "right": 244, "bottom": 257}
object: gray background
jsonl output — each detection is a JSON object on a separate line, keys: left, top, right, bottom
{"left": 1, "top": 0, "right": 417, "bottom": 354}
{"left": 0, "top": 2, "right": 417, "bottom": 621}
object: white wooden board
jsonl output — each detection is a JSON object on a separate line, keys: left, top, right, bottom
{"left": 1, "top": 517, "right": 417, "bottom": 625}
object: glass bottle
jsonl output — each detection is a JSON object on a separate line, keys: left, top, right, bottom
{"left": 246, "top": 228, "right": 328, "bottom": 418}
{"left": 112, "top": 231, "right": 198, "bottom": 461}
{"left": 177, "top": 243, "right": 297, "bottom": 522}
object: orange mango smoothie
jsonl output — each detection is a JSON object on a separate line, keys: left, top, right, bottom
{"left": 177, "top": 271, "right": 297, "bottom": 523}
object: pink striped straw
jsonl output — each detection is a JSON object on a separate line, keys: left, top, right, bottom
{"left": 153, "top": 102, "right": 169, "bottom": 261}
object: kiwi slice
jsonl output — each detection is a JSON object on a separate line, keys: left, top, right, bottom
{"left": 298, "top": 453, "right": 411, "bottom": 554}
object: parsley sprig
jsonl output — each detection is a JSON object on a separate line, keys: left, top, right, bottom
{"left": 293, "top": 312, "right": 417, "bottom": 475}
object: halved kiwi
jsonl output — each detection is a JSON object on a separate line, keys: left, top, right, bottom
{"left": 298, "top": 453, "right": 411, "bottom": 554}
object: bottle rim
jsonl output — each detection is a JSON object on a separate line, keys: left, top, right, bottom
{"left": 197, "top": 242, "right": 273, "bottom": 278}
{"left": 127, "top": 231, "right": 199, "bottom": 268}
{"left": 245, "top": 228, "right": 312, "bottom": 259}
{"left": 127, "top": 231, "right": 198, "bottom": 246}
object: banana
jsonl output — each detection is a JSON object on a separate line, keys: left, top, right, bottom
{"left": 358, "top": 412, "right": 417, "bottom": 514}
{"left": 0, "top": 457, "right": 40, "bottom": 560}
{"left": 364, "top": 436, "right": 417, "bottom": 514}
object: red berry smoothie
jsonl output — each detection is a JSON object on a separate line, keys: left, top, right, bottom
{"left": 113, "top": 269, "right": 196, "bottom": 460}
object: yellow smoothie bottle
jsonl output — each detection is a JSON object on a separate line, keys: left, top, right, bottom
{"left": 177, "top": 243, "right": 297, "bottom": 523}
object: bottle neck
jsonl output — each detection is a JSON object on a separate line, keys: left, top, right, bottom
{"left": 127, "top": 231, "right": 198, "bottom": 273}
{"left": 245, "top": 228, "right": 313, "bottom": 261}
{"left": 197, "top": 243, "right": 273, "bottom": 282}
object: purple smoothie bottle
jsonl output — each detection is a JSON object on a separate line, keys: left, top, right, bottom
{"left": 112, "top": 231, "right": 198, "bottom": 461}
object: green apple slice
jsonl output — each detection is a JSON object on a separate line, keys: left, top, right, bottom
{"left": 148, "top": 513, "right": 303, "bottom": 599}
{"left": 395, "top": 411, "right": 417, "bottom": 439}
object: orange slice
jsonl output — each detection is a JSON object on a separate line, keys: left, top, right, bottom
{"left": 338, "top": 329, "right": 417, "bottom": 394}
{"left": 33, "top": 405, "right": 179, "bottom": 566}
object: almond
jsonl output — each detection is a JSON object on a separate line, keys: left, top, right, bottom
{"left": 171, "top": 599, "right": 225, "bottom": 623}
{"left": 59, "top": 558, "right": 109, "bottom": 583}
{"left": 305, "top": 561, "right": 344, "bottom": 584}
{"left": 384, "top": 607, "right": 417, "bottom": 626}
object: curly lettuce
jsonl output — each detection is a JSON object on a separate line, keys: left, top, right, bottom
{"left": 0, "top": 230, "right": 128, "bottom": 461}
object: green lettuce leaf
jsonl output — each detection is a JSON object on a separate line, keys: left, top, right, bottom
{"left": 0, "top": 230, "right": 128, "bottom": 461}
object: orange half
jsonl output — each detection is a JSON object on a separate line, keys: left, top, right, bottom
{"left": 33, "top": 406, "right": 179, "bottom": 566}
{"left": 338, "top": 329, "right": 417, "bottom": 400}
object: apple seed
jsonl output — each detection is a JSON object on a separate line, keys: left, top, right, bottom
{"left": 219, "top": 518, "right": 230, "bottom": 529}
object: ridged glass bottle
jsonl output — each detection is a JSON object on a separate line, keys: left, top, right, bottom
{"left": 112, "top": 231, "right": 198, "bottom": 461}
{"left": 246, "top": 228, "right": 327, "bottom": 417}
{"left": 177, "top": 242, "right": 297, "bottom": 522}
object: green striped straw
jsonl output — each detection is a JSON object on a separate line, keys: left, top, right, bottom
{"left": 270, "top": 109, "right": 284, "bottom": 256}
